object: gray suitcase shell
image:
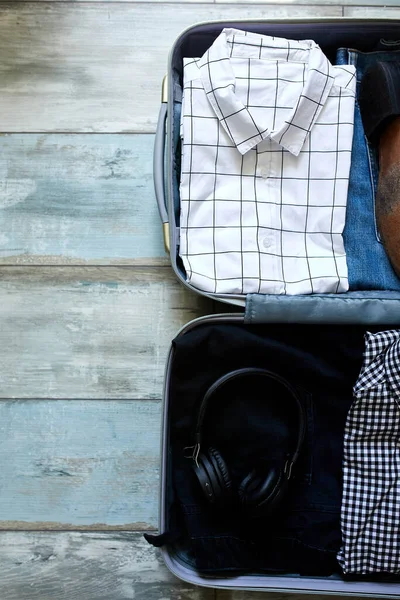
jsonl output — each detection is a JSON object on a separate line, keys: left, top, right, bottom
{"left": 154, "top": 18, "right": 400, "bottom": 597}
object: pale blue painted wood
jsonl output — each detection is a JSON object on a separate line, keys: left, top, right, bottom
{"left": 0, "top": 4, "right": 342, "bottom": 134}
{"left": 344, "top": 6, "right": 400, "bottom": 14}
{"left": 0, "top": 400, "right": 160, "bottom": 529}
{"left": 0, "top": 134, "right": 165, "bottom": 264}
{"left": 0, "top": 2, "right": 367, "bottom": 598}
{"left": 0, "top": 267, "right": 211, "bottom": 400}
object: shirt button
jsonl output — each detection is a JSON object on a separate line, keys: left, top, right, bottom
{"left": 263, "top": 238, "right": 272, "bottom": 249}
{"left": 259, "top": 167, "right": 269, "bottom": 179}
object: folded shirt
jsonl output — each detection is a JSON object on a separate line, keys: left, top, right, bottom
{"left": 338, "top": 329, "right": 400, "bottom": 575}
{"left": 179, "top": 28, "right": 356, "bottom": 295}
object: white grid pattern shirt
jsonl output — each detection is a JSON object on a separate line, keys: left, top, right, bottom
{"left": 338, "top": 330, "right": 400, "bottom": 575}
{"left": 179, "top": 29, "right": 356, "bottom": 295}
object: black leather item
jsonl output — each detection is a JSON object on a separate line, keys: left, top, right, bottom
{"left": 359, "top": 60, "right": 400, "bottom": 145}
{"left": 188, "top": 367, "right": 306, "bottom": 518}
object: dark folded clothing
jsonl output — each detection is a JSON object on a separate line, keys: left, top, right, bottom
{"left": 166, "top": 322, "right": 380, "bottom": 575}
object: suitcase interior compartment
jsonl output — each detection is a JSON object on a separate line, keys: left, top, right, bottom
{"left": 167, "top": 19, "right": 400, "bottom": 310}
{"left": 159, "top": 314, "right": 400, "bottom": 597}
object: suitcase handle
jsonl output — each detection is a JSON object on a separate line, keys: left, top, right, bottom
{"left": 153, "top": 75, "right": 170, "bottom": 254}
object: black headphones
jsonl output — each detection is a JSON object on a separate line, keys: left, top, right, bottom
{"left": 186, "top": 367, "right": 306, "bottom": 519}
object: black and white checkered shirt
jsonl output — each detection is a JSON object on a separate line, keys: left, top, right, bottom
{"left": 338, "top": 330, "right": 400, "bottom": 575}
{"left": 179, "top": 29, "right": 356, "bottom": 295}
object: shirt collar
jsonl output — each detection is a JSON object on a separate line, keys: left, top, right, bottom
{"left": 197, "top": 28, "right": 335, "bottom": 156}
{"left": 354, "top": 331, "right": 400, "bottom": 401}
{"left": 385, "top": 337, "right": 400, "bottom": 399}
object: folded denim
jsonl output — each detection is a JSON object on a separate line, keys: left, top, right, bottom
{"left": 166, "top": 322, "right": 379, "bottom": 575}
{"left": 336, "top": 47, "right": 400, "bottom": 291}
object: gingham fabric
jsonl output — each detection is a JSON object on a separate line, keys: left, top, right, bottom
{"left": 338, "top": 330, "right": 400, "bottom": 575}
{"left": 179, "top": 28, "right": 356, "bottom": 295}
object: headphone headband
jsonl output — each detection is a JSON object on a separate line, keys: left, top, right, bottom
{"left": 194, "top": 367, "right": 306, "bottom": 480}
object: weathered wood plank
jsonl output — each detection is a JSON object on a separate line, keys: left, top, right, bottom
{"left": 0, "top": 133, "right": 166, "bottom": 265}
{"left": 11, "top": 0, "right": 214, "bottom": 3}
{"left": 8, "top": 0, "right": 396, "bottom": 5}
{"left": 0, "top": 531, "right": 375, "bottom": 600}
{"left": 344, "top": 6, "right": 400, "bottom": 15}
{"left": 0, "top": 266, "right": 212, "bottom": 399}
{"left": 0, "top": 399, "right": 162, "bottom": 529}
{"left": 216, "top": 0, "right": 398, "bottom": 5}
{"left": 0, "top": 532, "right": 215, "bottom": 600}
{"left": 0, "top": 3, "right": 341, "bottom": 133}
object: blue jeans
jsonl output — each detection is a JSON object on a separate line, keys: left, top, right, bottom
{"left": 336, "top": 46, "right": 400, "bottom": 291}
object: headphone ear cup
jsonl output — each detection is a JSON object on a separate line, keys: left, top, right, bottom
{"left": 192, "top": 452, "right": 216, "bottom": 503}
{"left": 208, "top": 447, "right": 232, "bottom": 492}
{"left": 192, "top": 448, "right": 232, "bottom": 506}
{"left": 238, "top": 466, "right": 286, "bottom": 517}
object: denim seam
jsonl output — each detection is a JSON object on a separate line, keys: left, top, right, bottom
{"left": 349, "top": 49, "right": 381, "bottom": 246}
{"left": 262, "top": 534, "right": 339, "bottom": 555}
{"left": 305, "top": 390, "right": 314, "bottom": 485}
{"left": 368, "top": 143, "right": 382, "bottom": 244}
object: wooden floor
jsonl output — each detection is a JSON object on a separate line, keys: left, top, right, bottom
{"left": 0, "top": 1, "right": 398, "bottom": 598}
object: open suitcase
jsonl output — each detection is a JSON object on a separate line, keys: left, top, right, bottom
{"left": 151, "top": 18, "right": 400, "bottom": 597}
